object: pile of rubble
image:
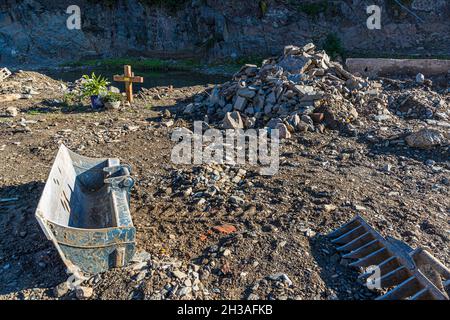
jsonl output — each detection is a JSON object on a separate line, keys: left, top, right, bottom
{"left": 390, "top": 89, "right": 449, "bottom": 122}
{"left": 183, "top": 43, "right": 390, "bottom": 138}
{"left": 0, "top": 70, "right": 64, "bottom": 95}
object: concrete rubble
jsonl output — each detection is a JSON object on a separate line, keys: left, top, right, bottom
{"left": 183, "top": 44, "right": 401, "bottom": 138}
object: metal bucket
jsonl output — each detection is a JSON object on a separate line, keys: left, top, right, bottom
{"left": 35, "top": 144, "right": 136, "bottom": 275}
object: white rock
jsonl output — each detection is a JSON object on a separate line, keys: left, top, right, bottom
{"left": 5, "top": 106, "right": 18, "bottom": 117}
{"left": 172, "top": 270, "right": 188, "bottom": 279}
{"left": 223, "top": 111, "right": 244, "bottom": 129}
{"left": 416, "top": 73, "right": 425, "bottom": 84}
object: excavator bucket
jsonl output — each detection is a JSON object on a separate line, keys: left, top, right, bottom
{"left": 35, "top": 144, "right": 136, "bottom": 275}
{"left": 329, "top": 216, "right": 450, "bottom": 300}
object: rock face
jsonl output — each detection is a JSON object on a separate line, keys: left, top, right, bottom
{"left": 1, "top": 0, "right": 449, "bottom": 67}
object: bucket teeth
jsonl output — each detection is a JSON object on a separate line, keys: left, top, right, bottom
{"left": 336, "top": 232, "right": 373, "bottom": 252}
{"left": 348, "top": 247, "right": 390, "bottom": 268}
{"left": 380, "top": 266, "right": 410, "bottom": 288}
{"left": 358, "top": 256, "right": 399, "bottom": 281}
{"left": 328, "top": 218, "right": 361, "bottom": 238}
{"left": 331, "top": 225, "right": 366, "bottom": 245}
{"left": 376, "top": 276, "right": 420, "bottom": 300}
{"left": 409, "top": 288, "right": 432, "bottom": 300}
{"left": 342, "top": 239, "right": 381, "bottom": 259}
{"left": 329, "top": 216, "right": 450, "bottom": 300}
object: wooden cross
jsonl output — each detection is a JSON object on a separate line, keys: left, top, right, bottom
{"left": 113, "top": 65, "right": 144, "bottom": 103}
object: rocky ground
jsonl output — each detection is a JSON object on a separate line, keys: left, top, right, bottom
{"left": 0, "top": 54, "right": 449, "bottom": 300}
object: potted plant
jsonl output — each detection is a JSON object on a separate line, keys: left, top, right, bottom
{"left": 80, "top": 72, "right": 109, "bottom": 109}
{"left": 103, "top": 92, "right": 122, "bottom": 110}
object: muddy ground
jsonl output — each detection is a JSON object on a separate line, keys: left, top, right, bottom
{"left": 0, "top": 73, "right": 449, "bottom": 300}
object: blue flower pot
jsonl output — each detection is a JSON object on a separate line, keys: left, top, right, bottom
{"left": 90, "top": 95, "right": 104, "bottom": 110}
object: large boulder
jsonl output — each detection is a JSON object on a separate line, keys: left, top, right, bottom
{"left": 405, "top": 129, "right": 445, "bottom": 149}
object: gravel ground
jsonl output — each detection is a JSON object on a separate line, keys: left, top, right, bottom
{"left": 0, "top": 72, "right": 448, "bottom": 300}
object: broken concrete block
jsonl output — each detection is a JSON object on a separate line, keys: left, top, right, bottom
{"left": 223, "top": 111, "right": 244, "bottom": 129}
{"left": 233, "top": 96, "right": 247, "bottom": 111}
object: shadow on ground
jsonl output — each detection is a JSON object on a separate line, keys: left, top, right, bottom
{"left": 0, "top": 182, "right": 66, "bottom": 296}
{"left": 309, "top": 234, "right": 377, "bottom": 300}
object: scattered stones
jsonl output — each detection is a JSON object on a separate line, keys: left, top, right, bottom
{"left": 267, "top": 273, "right": 293, "bottom": 287}
{"left": 229, "top": 195, "right": 245, "bottom": 206}
{"left": 172, "top": 270, "right": 188, "bottom": 279}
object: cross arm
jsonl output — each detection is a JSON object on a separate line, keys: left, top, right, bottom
{"left": 113, "top": 75, "right": 144, "bottom": 83}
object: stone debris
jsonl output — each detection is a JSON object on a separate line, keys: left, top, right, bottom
{"left": 405, "top": 128, "right": 446, "bottom": 149}
{"left": 184, "top": 43, "right": 400, "bottom": 139}
{"left": 0, "top": 71, "right": 63, "bottom": 96}
{"left": 53, "top": 281, "right": 70, "bottom": 298}
{"left": 170, "top": 164, "right": 249, "bottom": 210}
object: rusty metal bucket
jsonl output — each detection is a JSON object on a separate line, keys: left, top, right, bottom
{"left": 35, "top": 144, "right": 136, "bottom": 275}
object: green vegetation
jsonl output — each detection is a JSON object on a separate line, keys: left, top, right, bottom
{"left": 62, "top": 92, "right": 83, "bottom": 108}
{"left": 27, "top": 110, "right": 42, "bottom": 115}
{"left": 322, "top": 33, "right": 344, "bottom": 59}
{"left": 63, "top": 57, "right": 201, "bottom": 72}
{"left": 291, "top": 0, "right": 329, "bottom": 16}
{"left": 87, "top": 0, "right": 189, "bottom": 13}
{"left": 80, "top": 73, "right": 110, "bottom": 97}
{"left": 138, "top": 0, "right": 189, "bottom": 13}
{"left": 259, "top": 1, "right": 268, "bottom": 16}
{"left": 102, "top": 92, "right": 122, "bottom": 103}
{"left": 209, "top": 54, "right": 267, "bottom": 73}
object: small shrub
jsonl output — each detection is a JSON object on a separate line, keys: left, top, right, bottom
{"left": 323, "top": 33, "right": 344, "bottom": 59}
{"left": 80, "top": 73, "right": 109, "bottom": 97}
{"left": 62, "top": 92, "right": 82, "bottom": 108}
{"left": 294, "top": 1, "right": 329, "bottom": 16}
{"left": 102, "top": 92, "right": 122, "bottom": 103}
{"left": 259, "top": 1, "right": 268, "bottom": 16}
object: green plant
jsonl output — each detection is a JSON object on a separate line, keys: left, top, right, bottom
{"left": 62, "top": 92, "right": 82, "bottom": 108}
{"left": 323, "top": 33, "right": 344, "bottom": 59}
{"left": 259, "top": 1, "right": 268, "bottom": 16}
{"left": 102, "top": 92, "right": 122, "bottom": 103}
{"left": 80, "top": 73, "right": 109, "bottom": 97}
{"left": 293, "top": 0, "right": 328, "bottom": 16}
